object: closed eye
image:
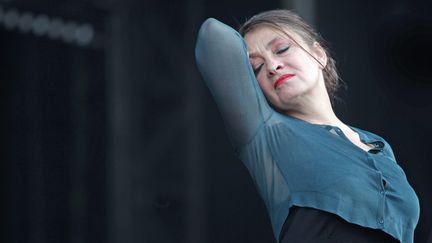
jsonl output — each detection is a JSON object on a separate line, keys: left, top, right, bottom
{"left": 253, "top": 63, "right": 263, "bottom": 75}
{"left": 276, "top": 46, "right": 290, "bottom": 54}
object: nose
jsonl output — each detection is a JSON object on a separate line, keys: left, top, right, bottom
{"left": 267, "top": 59, "right": 284, "bottom": 76}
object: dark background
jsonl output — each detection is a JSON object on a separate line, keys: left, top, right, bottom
{"left": 1, "top": 0, "right": 431, "bottom": 242}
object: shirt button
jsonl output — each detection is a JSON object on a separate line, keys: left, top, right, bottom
{"left": 380, "top": 190, "right": 385, "bottom": 195}
{"left": 378, "top": 219, "right": 384, "bottom": 224}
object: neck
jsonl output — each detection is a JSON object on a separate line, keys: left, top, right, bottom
{"left": 288, "top": 102, "right": 341, "bottom": 126}
{"left": 284, "top": 81, "right": 344, "bottom": 127}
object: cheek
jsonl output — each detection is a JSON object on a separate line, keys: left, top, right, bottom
{"left": 256, "top": 76, "right": 272, "bottom": 94}
{"left": 256, "top": 77, "right": 280, "bottom": 103}
{"left": 300, "top": 55, "right": 320, "bottom": 73}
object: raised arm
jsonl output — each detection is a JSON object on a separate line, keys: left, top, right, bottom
{"left": 195, "top": 18, "right": 273, "bottom": 150}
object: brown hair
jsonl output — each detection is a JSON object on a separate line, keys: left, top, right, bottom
{"left": 239, "top": 9, "right": 344, "bottom": 102}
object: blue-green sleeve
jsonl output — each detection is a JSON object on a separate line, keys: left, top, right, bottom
{"left": 195, "top": 18, "right": 273, "bottom": 149}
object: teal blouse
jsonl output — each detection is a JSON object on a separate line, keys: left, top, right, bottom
{"left": 195, "top": 18, "right": 420, "bottom": 243}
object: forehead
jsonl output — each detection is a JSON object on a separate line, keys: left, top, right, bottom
{"left": 244, "top": 25, "right": 301, "bottom": 50}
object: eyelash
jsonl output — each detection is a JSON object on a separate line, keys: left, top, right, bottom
{"left": 276, "top": 46, "right": 290, "bottom": 54}
{"left": 252, "top": 46, "right": 291, "bottom": 75}
{"left": 253, "top": 64, "right": 263, "bottom": 75}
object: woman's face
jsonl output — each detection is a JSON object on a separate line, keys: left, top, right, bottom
{"left": 244, "top": 26, "right": 327, "bottom": 111}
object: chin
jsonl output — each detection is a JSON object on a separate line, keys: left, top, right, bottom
{"left": 278, "top": 91, "right": 301, "bottom": 103}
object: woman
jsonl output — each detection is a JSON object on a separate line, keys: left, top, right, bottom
{"left": 195, "top": 10, "right": 419, "bottom": 243}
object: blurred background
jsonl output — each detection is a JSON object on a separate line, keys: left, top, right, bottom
{"left": 1, "top": 0, "right": 431, "bottom": 242}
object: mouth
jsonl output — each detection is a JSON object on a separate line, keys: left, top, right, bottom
{"left": 274, "top": 74, "right": 295, "bottom": 89}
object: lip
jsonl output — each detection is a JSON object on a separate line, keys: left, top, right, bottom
{"left": 274, "top": 74, "right": 295, "bottom": 89}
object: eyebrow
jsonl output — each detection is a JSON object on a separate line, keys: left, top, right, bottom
{"left": 248, "top": 37, "right": 282, "bottom": 58}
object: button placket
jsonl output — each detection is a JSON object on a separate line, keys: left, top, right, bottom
{"left": 376, "top": 171, "right": 387, "bottom": 228}
{"left": 367, "top": 153, "right": 378, "bottom": 171}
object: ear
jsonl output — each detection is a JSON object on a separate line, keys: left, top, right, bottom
{"left": 312, "top": 42, "right": 327, "bottom": 69}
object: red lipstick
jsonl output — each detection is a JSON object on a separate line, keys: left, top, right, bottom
{"left": 274, "top": 74, "right": 295, "bottom": 89}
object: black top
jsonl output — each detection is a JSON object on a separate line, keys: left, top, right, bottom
{"left": 279, "top": 206, "right": 400, "bottom": 243}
